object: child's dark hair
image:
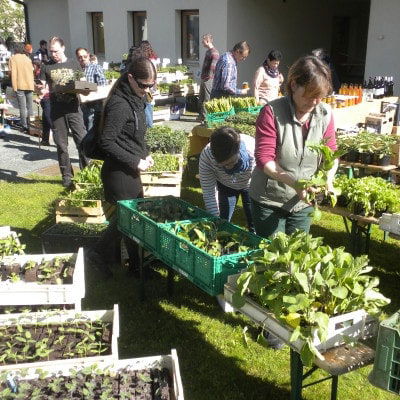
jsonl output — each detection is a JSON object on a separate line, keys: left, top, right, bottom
{"left": 210, "top": 126, "right": 241, "bottom": 163}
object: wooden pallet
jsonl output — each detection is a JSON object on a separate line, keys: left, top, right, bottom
{"left": 55, "top": 199, "right": 111, "bottom": 223}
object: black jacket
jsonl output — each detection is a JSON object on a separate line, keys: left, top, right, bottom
{"left": 98, "top": 77, "right": 148, "bottom": 173}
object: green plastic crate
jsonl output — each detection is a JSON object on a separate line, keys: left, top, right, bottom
{"left": 159, "top": 219, "right": 263, "bottom": 296}
{"left": 205, "top": 108, "right": 235, "bottom": 127}
{"left": 369, "top": 311, "right": 400, "bottom": 395}
{"left": 234, "top": 106, "right": 263, "bottom": 115}
{"left": 117, "top": 197, "right": 211, "bottom": 252}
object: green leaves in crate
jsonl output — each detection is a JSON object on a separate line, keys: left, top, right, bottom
{"left": 230, "top": 97, "right": 258, "bottom": 110}
{"left": 233, "top": 230, "right": 390, "bottom": 366}
{"left": 0, "top": 234, "right": 25, "bottom": 258}
{"left": 204, "top": 98, "right": 232, "bottom": 113}
{"left": 63, "top": 186, "right": 104, "bottom": 207}
{"left": 147, "top": 153, "right": 180, "bottom": 173}
{"left": 73, "top": 161, "right": 103, "bottom": 187}
{"left": 170, "top": 220, "right": 257, "bottom": 256}
{"left": 225, "top": 112, "right": 258, "bottom": 126}
{"left": 146, "top": 125, "right": 187, "bottom": 154}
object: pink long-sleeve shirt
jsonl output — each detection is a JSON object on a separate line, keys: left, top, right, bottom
{"left": 255, "top": 103, "right": 337, "bottom": 169}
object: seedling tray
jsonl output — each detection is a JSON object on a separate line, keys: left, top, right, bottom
{"left": 159, "top": 220, "right": 263, "bottom": 296}
{"left": 234, "top": 105, "right": 263, "bottom": 114}
{"left": 0, "top": 304, "right": 119, "bottom": 372}
{"left": 369, "top": 310, "right": 400, "bottom": 395}
{"left": 141, "top": 154, "right": 184, "bottom": 185}
{"left": 117, "top": 196, "right": 210, "bottom": 252}
{"left": 205, "top": 108, "right": 235, "bottom": 127}
{"left": 0, "top": 247, "right": 84, "bottom": 310}
{"left": 41, "top": 223, "right": 106, "bottom": 253}
{"left": 224, "top": 274, "right": 377, "bottom": 352}
{"left": 0, "top": 348, "right": 183, "bottom": 400}
{"left": 53, "top": 80, "right": 97, "bottom": 94}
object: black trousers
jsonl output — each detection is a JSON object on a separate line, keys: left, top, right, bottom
{"left": 51, "top": 105, "right": 89, "bottom": 180}
{"left": 40, "top": 97, "right": 52, "bottom": 142}
{"left": 93, "top": 159, "right": 143, "bottom": 266}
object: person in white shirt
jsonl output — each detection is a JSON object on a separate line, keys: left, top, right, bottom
{"left": 199, "top": 126, "right": 255, "bottom": 232}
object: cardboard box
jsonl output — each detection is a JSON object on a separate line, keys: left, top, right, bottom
{"left": 365, "top": 111, "right": 395, "bottom": 134}
{"left": 54, "top": 80, "right": 97, "bottom": 94}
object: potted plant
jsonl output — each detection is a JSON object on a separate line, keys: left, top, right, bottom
{"left": 229, "top": 230, "right": 390, "bottom": 366}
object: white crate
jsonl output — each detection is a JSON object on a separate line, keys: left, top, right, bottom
{"left": 0, "top": 247, "right": 85, "bottom": 310}
{"left": 224, "top": 274, "right": 377, "bottom": 353}
{"left": 153, "top": 107, "right": 171, "bottom": 122}
{"left": 0, "top": 304, "right": 119, "bottom": 372}
{"left": 3, "top": 348, "right": 183, "bottom": 400}
{"left": 379, "top": 213, "right": 400, "bottom": 235}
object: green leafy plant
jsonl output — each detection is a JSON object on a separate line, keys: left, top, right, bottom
{"left": 147, "top": 153, "right": 180, "bottom": 173}
{"left": 296, "top": 142, "right": 344, "bottom": 220}
{"left": 233, "top": 230, "right": 390, "bottom": 366}
{"left": 204, "top": 97, "right": 232, "bottom": 113}
{"left": 73, "top": 161, "right": 103, "bottom": 187}
{"left": 146, "top": 125, "right": 187, "bottom": 154}
{"left": 0, "top": 233, "right": 25, "bottom": 258}
{"left": 230, "top": 97, "right": 258, "bottom": 110}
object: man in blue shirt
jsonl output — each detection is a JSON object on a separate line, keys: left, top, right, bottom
{"left": 211, "top": 41, "right": 250, "bottom": 99}
{"left": 76, "top": 47, "right": 107, "bottom": 131}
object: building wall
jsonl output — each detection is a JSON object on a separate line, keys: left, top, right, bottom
{"left": 365, "top": 0, "right": 400, "bottom": 95}
{"left": 26, "top": 0, "right": 72, "bottom": 56}
{"left": 227, "top": 0, "right": 333, "bottom": 87}
{"left": 67, "top": 0, "right": 228, "bottom": 78}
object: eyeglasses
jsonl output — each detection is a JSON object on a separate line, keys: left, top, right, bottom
{"left": 134, "top": 77, "right": 155, "bottom": 89}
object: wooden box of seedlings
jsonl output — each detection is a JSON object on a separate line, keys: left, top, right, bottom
{"left": 0, "top": 247, "right": 84, "bottom": 310}
{"left": 141, "top": 154, "right": 184, "bottom": 198}
{"left": 118, "top": 196, "right": 210, "bottom": 253}
{"left": 0, "top": 304, "right": 119, "bottom": 372}
{"left": 223, "top": 273, "right": 377, "bottom": 353}
{"left": 53, "top": 80, "right": 97, "bottom": 94}
{"left": 153, "top": 106, "right": 171, "bottom": 122}
{"left": 0, "top": 348, "right": 184, "bottom": 400}
{"left": 158, "top": 219, "right": 263, "bottom": 296}
{"left": 55, "top": 199, "right": 111, "bottom": 223}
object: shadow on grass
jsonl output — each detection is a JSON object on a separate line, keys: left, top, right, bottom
{"left": 0, "top": 168, "right": 62, "bottom": 184}
{"left": 83, "top": 264, "right": 291, "bottom": 400}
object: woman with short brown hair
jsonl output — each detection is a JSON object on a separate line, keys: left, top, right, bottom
{"left": 250, "top": 55, "right": 337, "bottom": 239}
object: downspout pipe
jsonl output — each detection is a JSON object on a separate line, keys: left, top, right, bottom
{"left": 9, "top": 0, "right": 30, "bottom": 43}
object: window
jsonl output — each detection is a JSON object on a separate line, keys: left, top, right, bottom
{"left": 91, "top": 12, "right": 105, "bottom": 55}
{"left": 132, "top": 11, "right": 147, "bottom": 47}
{"left": 181, "top": 10, "right": 199, "bottom": 63}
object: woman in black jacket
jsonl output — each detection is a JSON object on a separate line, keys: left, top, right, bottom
{"left": 87, "top": 57, "right": 156, "bottom": 278}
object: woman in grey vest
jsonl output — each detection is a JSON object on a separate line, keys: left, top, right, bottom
{"left": 250, "top": 56, "right": 338, "bottom": 239}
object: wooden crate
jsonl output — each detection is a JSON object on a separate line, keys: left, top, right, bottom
{"left": 54, "top": 80, "right": 97, "bottom": 94}
{"left": 55, "top": 199, "right": 111, "bottom": 223}
{"left": 143, "top": 182, "right": 181, "bottom": 197}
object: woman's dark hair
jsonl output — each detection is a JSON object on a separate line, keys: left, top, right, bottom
{"left": 264, "top": 49, "right": 282, "bottom": 66}
{"left": 286, "top": 55, "right": 332, "bottom": 98}
{"left": 232, "top": 41, "right": 251, "bottom": 55}
{"left": 127, "top": 56, "right": 157, "bottom": 81}
{"left": 210, "top": 126, "right": 241, "bottom": 163}
{"left": 13, "top": 43, "right": 25, "bottom": 54}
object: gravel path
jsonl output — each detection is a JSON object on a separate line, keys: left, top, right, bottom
{"left": 0, "top": 112, "right": 198, "bottom": 182}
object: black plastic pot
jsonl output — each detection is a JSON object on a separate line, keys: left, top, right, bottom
{"left": 347, "top": 150, "right": 359, "bottom": 162}
{"left": 359, "top": 152, "right": 374, "bottom": 165}
{"left": 353, "top": 202, "right": 366, "bottom": 216}
{"left": 337, "top": 195, "right": 349, "bottom": 208}
{"left": 377, "top": 155, "right": 391, "bottom": 166}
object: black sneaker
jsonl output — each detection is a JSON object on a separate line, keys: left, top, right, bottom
{"left": 62, "top": 178, "right": 74, "bottom": 190}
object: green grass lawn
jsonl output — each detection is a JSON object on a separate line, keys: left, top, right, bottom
{"left": 0, "top": 174, "right": 399, "bottom": 400}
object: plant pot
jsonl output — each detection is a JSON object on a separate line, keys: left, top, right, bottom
{"left": 360, "top": 152, "right": 374, "bottom": 165}
{"left": 353, "top": 202, "right": 366, "bottom": 216}
{"left": 347, "top": 150, "right": 359, "bottom": 162}
{"left": 377, "top": 155, "right": 391, "bottom": 166}
{"left": 336, "top": 195, "right": 349, "bottom": 208}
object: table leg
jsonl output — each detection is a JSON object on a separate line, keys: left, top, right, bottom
{"left": 139, "top": 245, "right": 146, "bottom": 301}
{"left": 331, "top": 375, "right": 338, "bottom": 400}
{"left": 167, "top": 267, "right": 174, "bottom": 297}
{"left": 290, "top": 349, "right": 303, "bottom": 400}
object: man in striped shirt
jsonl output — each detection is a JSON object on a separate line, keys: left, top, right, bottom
{"left": 199, "top": 126, "right": 255, "bottom": 231}
{"left": 211, "top": 41, "right": 250, "bottom": 99}
{"left": 198, "top": 33, "right": 219, "bottom": 122}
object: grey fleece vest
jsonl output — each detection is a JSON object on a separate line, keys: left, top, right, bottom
{"left": 250, "top": 96, "right": 331, "bottom": 212}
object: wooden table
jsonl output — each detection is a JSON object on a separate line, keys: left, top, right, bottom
{"left": 290, "top": 342, "right": 375, "bottom": 400}
{"left": 339, "top": 160, "right": 398, "bottom": 179}
{"left": 320, "top": 205, "right": 379, "bottom": 255}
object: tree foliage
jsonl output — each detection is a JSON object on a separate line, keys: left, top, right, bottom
{"left": 0, "top": 0, "right": 25, "bottom": 43}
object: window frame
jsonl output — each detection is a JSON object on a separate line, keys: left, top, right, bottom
{"left": 181, "top": 10, "right": 199, "bottom": 64}
{"left": 91, "top": 12, "right": 105, "bottom": 56}
{"left": 132, "top": 11, "right": 147, "bottom": 47}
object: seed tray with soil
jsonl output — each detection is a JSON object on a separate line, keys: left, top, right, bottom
{"left": 0, "top": 305, "right": 119, "bottom": 372}
{"left": 0, "top": 304, "right": 75, "bottom": 315}
{"left": 0, "top": 350, "right": 183, "bottom": 399}
{"left": 0, "top": 248, "right": 85, "bottom": 310}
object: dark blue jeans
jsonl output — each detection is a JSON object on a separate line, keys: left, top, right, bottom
{"left": 217, "top": 181, "right": 255, "bottom": 232}
{"left": 250, "top": 199, "right": 313, "bottom": 238}
{"left": 40, "top": 97, "right": 52, "bottom": 142}
{"left": 144, "top": 102, "right": 153, "bottom": 127}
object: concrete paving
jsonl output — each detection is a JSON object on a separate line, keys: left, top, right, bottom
{"left": 0, "top": 112, "right": 199, "bottom": 182}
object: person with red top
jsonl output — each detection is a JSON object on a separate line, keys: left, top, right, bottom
{"left": 250, "top": 55, "right": 337, "bottom": 239}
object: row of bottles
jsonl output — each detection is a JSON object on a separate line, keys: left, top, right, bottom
{"left": 364, "top": 76, "right": 394, "bottom": 99}
{"left": 339, "top": 84, "right": 363, "bottom": 105}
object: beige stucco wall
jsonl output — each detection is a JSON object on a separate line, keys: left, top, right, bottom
{"left": 26, "top": 0, "right": 72, "bottom": 56}
{"left": 365, "top": 0, "right": 400, "bottom": 95}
